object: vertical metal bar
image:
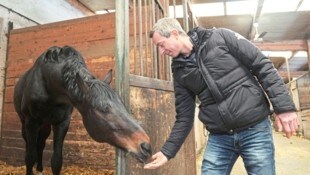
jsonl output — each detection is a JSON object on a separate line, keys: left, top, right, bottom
{"left": 149, "top": 0, "right": 154, "bottom": 78}
{"left": 138, "top": 0, "right": 144, "bottom": 76}
{"left": 134, "top": 0, "right": 137, "bottom": 75}
{"left": 152, "top": 0, "right": 158, "bottom": 79}
{"left": 115, "top": 0, "right": 129, "bottom": 174}
{"left": 173, "top": 0, "right": 176, "bottom": 18}
{"left": 144, "top": 0, "right": 149, "bottom": 77}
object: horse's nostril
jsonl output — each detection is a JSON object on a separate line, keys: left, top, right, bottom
{"left": 140, "top": 142, "right": 152, "bottom": 156}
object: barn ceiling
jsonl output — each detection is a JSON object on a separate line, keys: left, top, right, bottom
{"left": 75, "top": 0, "right": 310, "bottom": 83}
{"left": 2, "top": 0, "right": 308, "bottom": 82}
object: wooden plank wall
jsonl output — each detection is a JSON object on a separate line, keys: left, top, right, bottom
{"left": 296, "top": 72, "right": 310, "bottom": 139}
{"left": 301, "top": 109, "right": 310, "bottom": 139}
{"left": 297, "top": 72, "right": 310, "bottom": 110}
{"left": 1, "top": 14, "right": 117, "bottom": 170}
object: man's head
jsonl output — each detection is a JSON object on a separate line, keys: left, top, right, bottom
{"left": 149, "top": 18, "right": 188, "bottom": 58}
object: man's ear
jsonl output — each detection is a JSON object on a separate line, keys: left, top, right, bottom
{"left": 171, "top": 29, "right": 179, "bottom": 39}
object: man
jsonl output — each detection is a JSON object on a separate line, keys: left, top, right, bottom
{"left": 144, "top": 17, "right": 299, "bottom": 175}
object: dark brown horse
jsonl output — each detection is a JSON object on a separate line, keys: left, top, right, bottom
{"left": 13, "top": 46, "right": 151, "bottom": 175}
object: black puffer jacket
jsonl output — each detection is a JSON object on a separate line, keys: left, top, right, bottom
{"left": 161, "top": 27, "right": 296, "bottom": 159}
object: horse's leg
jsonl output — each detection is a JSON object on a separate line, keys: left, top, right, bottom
{"left": 51, "top": 117, "right": 70, "bottom": 175}
{"left": 24, "top": 120, "right": 40, "bottom": 175}
{"left": 36, "top": 125, "right": 51, "bottom": 174}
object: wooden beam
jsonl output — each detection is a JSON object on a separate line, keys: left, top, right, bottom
{"left": 182, "top": 0, "right": 189, "bottom": 31}
{"left": 66, "top": 0, "right": 95, "bottom": 15}
{"left": 130, "top": 74, "right": 174, "bottom": 91}
{"left": 278, "top": 71, "right": 308, "bottom": 78}
{"left": 254, "top": 40, "right": 307, "bottom": 51}
{"left": 249, "top": 0, "right": 264, "bottom": 40}
{"left": 308, "top": 40, "right": 310, "bottom": 71}
{"left": 285, "top": 57, "right": 291, "bottom": 83}
{"left": 277, "top": 51, "right": 297, "bottom": 70}
{"left": 295, "top": 0, "right": 304, "bottom": 11}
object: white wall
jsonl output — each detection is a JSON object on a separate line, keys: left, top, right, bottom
{"left": 194, "top": 103, "right": 207, "bottom": 154}
{"left": 0, "top": 0, "right": 87, "bottom": 24}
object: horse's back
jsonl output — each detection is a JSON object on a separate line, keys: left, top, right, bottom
{"left": 14, "top": 63, "right": 72, "bottom": 123}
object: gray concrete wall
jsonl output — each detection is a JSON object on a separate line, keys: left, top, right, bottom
{"left": 0, "top": 5, "right": 38, "bottom": 138}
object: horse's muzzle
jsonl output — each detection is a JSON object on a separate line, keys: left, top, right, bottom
{"left": 136, "top": 142, "right": 152, "bottom": 163}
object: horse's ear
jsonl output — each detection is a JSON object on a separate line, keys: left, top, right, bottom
{"left": 103, "top": 69, "right": 113, "bottom": 85}
{"left": 76, "top": 73, "right": 89, "bottom": 92}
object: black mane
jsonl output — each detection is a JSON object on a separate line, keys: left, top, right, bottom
{"left": 62, "top": 57, "right": 120, "bottom": 112}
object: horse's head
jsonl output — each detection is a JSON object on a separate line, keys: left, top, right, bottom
{"left": 57, "top": 46, "right": 152, "bottom": 163}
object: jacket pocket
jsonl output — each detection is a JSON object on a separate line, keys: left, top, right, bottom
{"left": 241, "top": 83, "right": 263, "bottom": 97}
{"left": 225, "top": 83, "right": 264, "bottom": 117}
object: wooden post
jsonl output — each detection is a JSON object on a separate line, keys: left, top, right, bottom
{"left": 182, "top": 0, "right": 189, "bottom": 32}
{"left": 115, "top": 0, "right": 130, "bottom": 174}
{"left": 0, "top": 21, "right": 13, "bottom": 140}
{"left": 307, "top": 40, "right": 310, "bottom": 71}
{"left": 285, "top": 57, "right": 291, "bottom": 83}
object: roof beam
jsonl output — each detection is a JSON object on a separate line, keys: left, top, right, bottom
{"left": 277, "top": 51, "right": 297, "bottom": 70}
{"left": 278, "top": 71, "right": 308, "bottom": 78}
{"left": 295, "top": 0, "right": 304, "bottom": 11}
{"left": 248, "top": 0, "right": 264, "bottom": 40}
{"left": 254, "top": 40, "right": 308, "bottom": 51}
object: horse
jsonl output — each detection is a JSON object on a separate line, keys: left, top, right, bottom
{"left": 13, "top": 46, "right": 152, "bottom": 175}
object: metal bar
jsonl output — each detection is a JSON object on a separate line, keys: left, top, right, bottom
{"left": 115, "top": 0, "right": 130, "bottom": 174}
{"left": 134, "top": 0, "right": 137, "bottom": 75}
{"left": 295, "top": 0, "right": 304, "bottom": 11}
{"left": 173, "top": 0, "right": 176, "bottom": 18}
{"left": 138, "top": 0, "right": 143, "bottom": 76}
{"left": 145, "top": 0, "right": 149, "bottom": 77}
{"left": 149, "top": 0, "right": 154, "bottom": 78}
{"left": 155, "top": 0, "right": 165, "bottom": 15}
{"left": 152, "top": 0, "right": 158, "bottom": 79}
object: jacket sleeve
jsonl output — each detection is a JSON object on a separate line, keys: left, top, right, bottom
{"left": 160, "top": 79, "right": 196, "bottom": 159}
{"left": 218, "top": 28, "right": 296, "bottom": 114}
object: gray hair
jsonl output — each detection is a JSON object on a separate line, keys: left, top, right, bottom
{"left": 149, "top": 17, "right": 187, "bottom": 38}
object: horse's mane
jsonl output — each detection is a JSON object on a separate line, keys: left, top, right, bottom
{"left": 62, "top": 57, "right": 120, "bottom": 111}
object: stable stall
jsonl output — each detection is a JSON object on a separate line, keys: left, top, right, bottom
{"left": 0, "top": 1, "right": 197, "bottom": 175}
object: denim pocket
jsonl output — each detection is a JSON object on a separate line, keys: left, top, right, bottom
{"left": 248, "top": 117, "right": 271, "bottom": 132}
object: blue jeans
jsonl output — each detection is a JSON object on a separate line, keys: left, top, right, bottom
{"left": 201, "top": 117, "right": 275, "bottom": 175}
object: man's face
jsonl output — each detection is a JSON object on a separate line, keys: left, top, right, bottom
{"left": 152, "top": 30, "right": 181, "bottom": 58}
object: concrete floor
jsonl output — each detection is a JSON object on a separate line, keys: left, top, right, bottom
{"left": 196, "top": 131, "right": 310, "bottom": 175}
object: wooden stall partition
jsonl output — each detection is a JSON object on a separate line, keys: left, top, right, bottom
{"left": 125, "top": 76, "right": 197, "bottom": 175}
{"left": 296, "top": 72, "right": 310, "bottom": 139}
{"left": 1, "top": 14, "right": 118, "bottom": 170}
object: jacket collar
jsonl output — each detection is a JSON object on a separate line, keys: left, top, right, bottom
{"left": 188, "top": 27, "right": 214, "bottom": 52}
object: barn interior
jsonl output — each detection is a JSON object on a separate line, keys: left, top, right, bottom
{"left": 0, "top": 0, "right": 309, "bottom": 175}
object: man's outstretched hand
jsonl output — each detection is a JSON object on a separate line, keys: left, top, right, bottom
{"left": 144, "top": 151, "right": 168, "bottom": 170}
